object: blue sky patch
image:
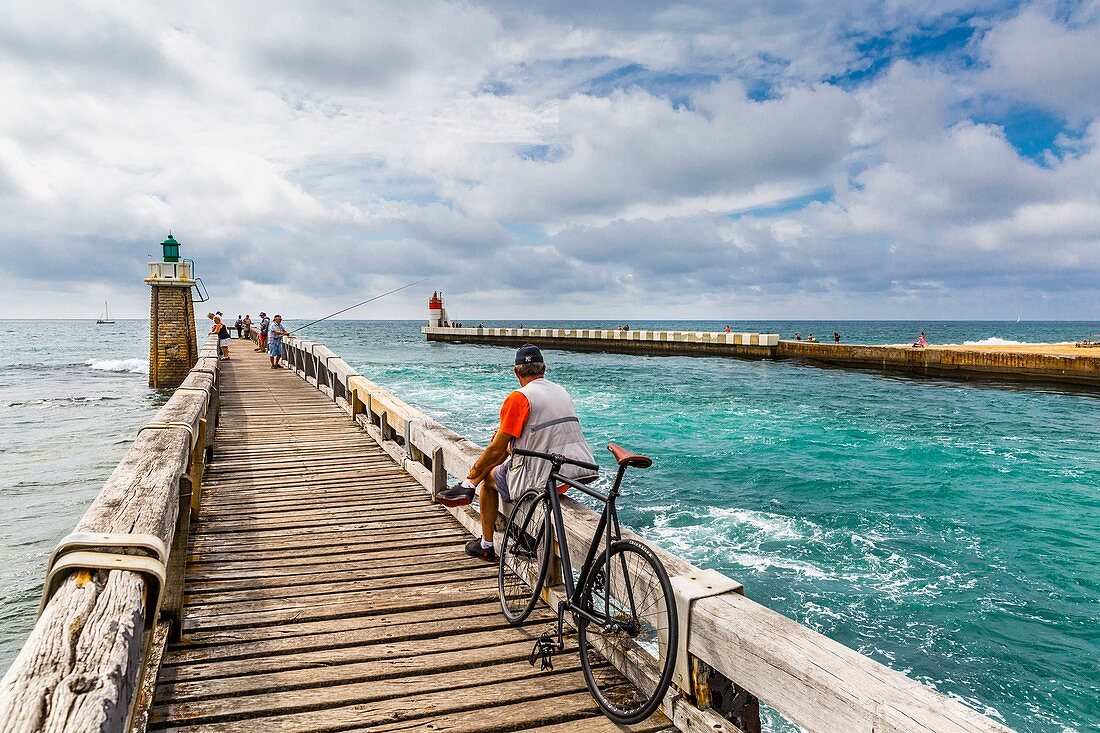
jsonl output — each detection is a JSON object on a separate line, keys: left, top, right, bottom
{"left": 728, "top": 189, "right": 834, "bottom": 220}
{"left": 976, "top": 106, "right": 1084, "bottom": 163}
{"left": 479, "top": 79, "right": 512, "bottom": 96}
{"left": 517, "top": 144, "right": 566, "bottom": 162}
{"left": 574, "top": 63, "right": 719, "bottom": 107}
{"left": 829, "top": 21, "right": 978, "bottom": 88}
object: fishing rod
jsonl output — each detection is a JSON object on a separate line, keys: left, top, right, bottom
{"left": 287, "top": 278, "right": 427, "bottom": 334}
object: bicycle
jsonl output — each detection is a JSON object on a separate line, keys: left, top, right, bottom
{"left": 496, "top": 444, "right": 677, "bottom": 724}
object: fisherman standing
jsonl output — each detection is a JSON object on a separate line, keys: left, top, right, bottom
{"left": 436, "top": 344, "right": 596, "bottom": 560}
{"left": 255, "top": 312, "right": 270, "bottom": 352}
{"left": 268, "top": 315, "right": 288, "bottom": 369}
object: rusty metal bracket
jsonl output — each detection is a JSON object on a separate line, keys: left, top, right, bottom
{"left": 705, "top": 665, "right": 761, "bottom": 733}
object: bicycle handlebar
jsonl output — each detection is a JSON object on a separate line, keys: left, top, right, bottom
{"left": 512, "top": 447, "right": 599, "bottom": 472}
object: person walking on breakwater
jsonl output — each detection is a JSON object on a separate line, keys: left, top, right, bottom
{"left": 436, "top": 344, "right": 597, "bottom": 561}
{"left": 268, "top": 315, "right": 288, "bottom": 369}
{"left": 255, "top": 312, "right": 270, "bottom": 352}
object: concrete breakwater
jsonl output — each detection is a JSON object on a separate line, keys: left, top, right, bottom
{"left": 779, "top": 340, "right": 1100, "bottom": 388}
{"left": 423, "top": 326, "right": 780, "bottom": 359}
{"left": 423, "top": 326, "right": 1100, "bottom": 389}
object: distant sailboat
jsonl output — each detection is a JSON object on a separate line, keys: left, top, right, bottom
{"left": 96, "top": 301, "right": 115, "bottom": 325}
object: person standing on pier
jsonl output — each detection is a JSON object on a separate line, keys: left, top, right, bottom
{"left": 437, "top": 344, "right": 597, "bottom": 561}
{"left": 210, "top": 315, "right": 231, "bottom": 360}
{"left": 268, "top": 315, "right": 288, "bottom": 369}
{"left": 255, "top": 312, "right": 270, "bottom": 352}
{"left": 243, "top": 314, "right": 252, "bottom": 341}
{"left": 234, "top": 315, "right": 243, "bottom": 339}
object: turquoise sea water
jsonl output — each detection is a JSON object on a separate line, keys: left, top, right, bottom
{"left": 1, "top": 319, "right": 1097, "bottom": 732}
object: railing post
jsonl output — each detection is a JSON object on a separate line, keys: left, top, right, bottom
{"left": 163, "top": 473, "right": 192, "bottom": 643}
{"left": 190, "top": 418, "right": 207, "bottom": 514}
{"left": 204, "top": 388, "right": 218, "bottom": 463}
{"left": 351, "top": 390, "right": 365, "bottom": 422}
{"left": 543, "top": 536, "right": 564, "bottom": 605}
{"left": 431, "top": 446, "right": 446, "bottom": 501}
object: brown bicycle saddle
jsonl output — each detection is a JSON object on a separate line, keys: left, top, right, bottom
{"left": 607, "top": 443, "right": 653, "bottom": 469}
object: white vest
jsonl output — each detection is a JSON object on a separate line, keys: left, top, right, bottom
{"left": 507, "top": 378, "right": 597, "bottom": 495}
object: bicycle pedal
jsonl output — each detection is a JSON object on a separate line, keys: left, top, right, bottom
{"left": 529, "top": 633, "right": 556, "bottom": 671}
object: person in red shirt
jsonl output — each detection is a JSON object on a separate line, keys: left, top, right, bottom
{"left": 438, "top": 344, "right": 595, "bottom": 561}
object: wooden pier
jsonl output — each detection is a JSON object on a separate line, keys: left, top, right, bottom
{"left": 1, "top": 331, "right": 1016, "bottom": 733}
{"left": 150, "top": 347, "right": 664, "bottom": 731}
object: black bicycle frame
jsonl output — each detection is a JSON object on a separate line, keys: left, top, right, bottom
{"left": 536, "top": 458, "right": 637, "bottom": 643}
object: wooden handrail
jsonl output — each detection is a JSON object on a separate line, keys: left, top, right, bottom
{"left": 281, "top": 336, "right": 1015, "bottom": 733}
{"left": 0, "top": 336, "right": 222, "bottom": 732}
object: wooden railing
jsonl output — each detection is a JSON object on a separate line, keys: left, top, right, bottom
{"left": 282, "top": 335, "right": 1014, "bottom": 733}
{"left": 0, "top": 330, "right": 1016, "bottom": 733}
{"left": 0, "top": 336, "right": 221, "bottom": 733}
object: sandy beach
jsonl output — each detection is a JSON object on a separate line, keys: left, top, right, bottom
{"left": 879, "top": 342, "right": 1099, "bottom": 356}
{"left": 938, "top": 343, "right": 1099, "bottom": 356}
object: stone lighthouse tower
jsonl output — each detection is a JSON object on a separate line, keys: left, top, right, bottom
{"left": 145, "top": 233, "right": 199, "bottom": 388}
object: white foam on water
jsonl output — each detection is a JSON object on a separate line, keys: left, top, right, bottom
{"left": 85, "top": 358, "right": 147, "bottom": 374}
{"left": 706, "top": 506, "right": 806, "bottom": 541}
{"left": 961, "top": 337, "right": 1029, "bottom": 346}
{"left": 730, "top": 551, "right": 830, "bottom": 579}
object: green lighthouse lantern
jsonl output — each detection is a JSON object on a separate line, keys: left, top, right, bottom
{"left": 161, "top": 233, "right": 180, "bottom": 263}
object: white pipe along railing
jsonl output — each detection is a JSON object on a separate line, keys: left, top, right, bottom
{"left": 280, "top": 336, "right": 1014, "bottom": 733}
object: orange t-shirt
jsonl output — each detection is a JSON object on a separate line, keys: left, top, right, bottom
{"left": 499, "top": 391, "right": 530, "bottom": 438}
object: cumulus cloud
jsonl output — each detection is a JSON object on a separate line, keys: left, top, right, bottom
{"left": 980, "top": 5, "right": 1100, "bottom": 120}
{"left": 0, "top": 0, "right": 1096, "bottom": 319}
{"left": 462, "top": 82, "right": 856, "bottom": 225}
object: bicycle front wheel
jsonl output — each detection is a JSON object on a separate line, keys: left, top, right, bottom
{"left": 497, "top": 489, "right": 552, "bottom": 624}
{"left": 577, "top": 539, "right": 678, "bottom": 724}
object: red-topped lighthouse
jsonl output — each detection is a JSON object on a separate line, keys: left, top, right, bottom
{"left": 427, "top": 291, "right": 448, "bottom": 327}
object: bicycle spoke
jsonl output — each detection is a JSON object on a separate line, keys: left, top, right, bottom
{"left": 498, "top": 490, "right": 552, "bottom": 624}
{"left": 577, "top": 540, "right": 677, "bottom": 724}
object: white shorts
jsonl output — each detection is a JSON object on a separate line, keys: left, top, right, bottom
{"left": 219, "top": 338, "right": 230, "bottom": 347}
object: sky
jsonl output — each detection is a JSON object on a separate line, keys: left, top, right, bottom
{"left": 1, "top": 0, "right": 1099, "bottom": 321}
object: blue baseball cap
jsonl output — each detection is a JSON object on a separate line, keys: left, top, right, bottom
{"left": 515, "top": 344, "right": 544, "bottom": 365}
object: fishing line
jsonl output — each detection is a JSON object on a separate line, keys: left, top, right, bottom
{"left": 288, "top": 278, "right": 427, "bottom": 334}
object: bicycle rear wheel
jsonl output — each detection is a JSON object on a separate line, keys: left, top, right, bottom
{"left": 497, "top": 489, "right": 553, "bottom": 624}
{"left": 576, "top": 539, "right": 678, "bottom": 724}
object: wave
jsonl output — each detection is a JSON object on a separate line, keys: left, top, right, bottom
{"left": 961, "top": 337, "right": 1029, "bottom": 346}
{"left": 4, "top": 395, "right": 122, "bottom": 409}
{"left": 85, "top": 358, "right": 147, "bottom": 374}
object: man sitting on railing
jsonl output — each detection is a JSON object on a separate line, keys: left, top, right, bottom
{"left": 437, "top": 344, "right": 597, "bottom": 561}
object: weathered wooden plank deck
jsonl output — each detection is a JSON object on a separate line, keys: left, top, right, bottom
{"left": 150, "top": 345, "right": 670, "bottom": 732}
